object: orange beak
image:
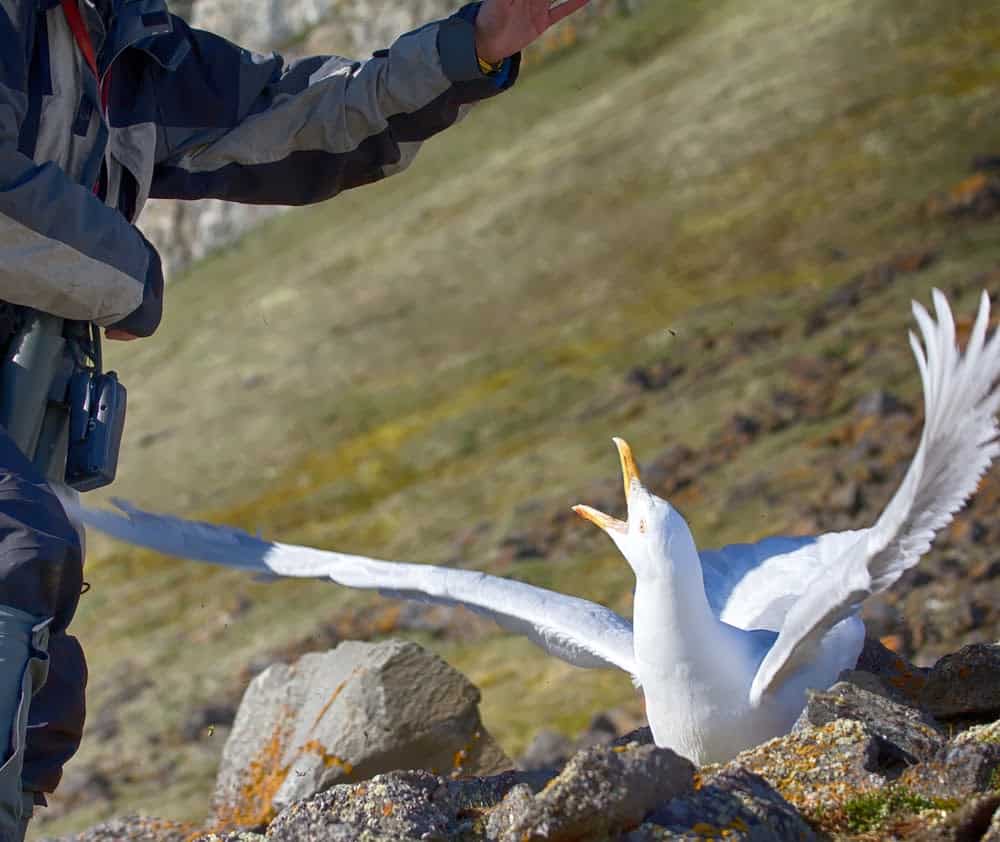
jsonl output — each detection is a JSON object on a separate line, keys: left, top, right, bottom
{"left": 571, "top": 438, "right": 640, "bottom": 534}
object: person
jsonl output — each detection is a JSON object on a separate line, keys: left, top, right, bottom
{"left": 0, "top": 0, "right": 589, "bottom": 835}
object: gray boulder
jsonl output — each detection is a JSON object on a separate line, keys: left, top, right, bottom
{"left": 899, "top": 741, "right": 1000, "bottom": 800}
{"left": 921, "top": 643, "right": 1000, "bottom": 719}
{"left": 496, "top": 742, "right": 695, "bottom": 842}
{"left": 212, "top": 641, "right": 510, "bottom": 826}
{"left": 853, "top": 635, "right": 929, "bottom": 704}
{"left": 722, "top": 719, "right": 894, "bottom": 812}
{"left": 793, "top": 677, "right": 944, "bottom": 763}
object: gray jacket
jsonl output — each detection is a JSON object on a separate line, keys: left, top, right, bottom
{"left": 0, "top": 0, "right": 517, "bottom": 331}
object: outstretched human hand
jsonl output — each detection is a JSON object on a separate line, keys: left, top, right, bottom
{"left": 475, "top": 0, "right": 591, "bottom": 65}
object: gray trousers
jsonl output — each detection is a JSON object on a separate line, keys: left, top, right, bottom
{"left": 0, "top": 425, "right": 86, "bottom": 799}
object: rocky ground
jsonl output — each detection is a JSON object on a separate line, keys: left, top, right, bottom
{"left": 41, "top": 637, "right": 1000, "bottom": 841}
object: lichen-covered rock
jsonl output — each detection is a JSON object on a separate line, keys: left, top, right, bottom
{"left": 213, "top": 641, "right": 510, "bottom": 827}
{"left": 484, "top": 784, "right": 536, "bottom": 841}
{"left": 261, "top": 768, "right": 551, "bottom": 842}
{"left": 954, "top": 720, "right": 1000, "bottom": 745}
{"left": 921, "top": 644, "right": 1000, "bottom": 719}
{"left": 498, "top": 742, "right": 695, "bottom": 842}
{"left": 722, "top": 719, "right": 899, "bottom": 812}
{"left": 263, "top": 771, "right": 455, "bottom": 842}
{"left": 793, "top": 678, "right": 944, "bottom": 763}
{"left": 41, "top": 815, "right": 195, "bottom": 841}
{"left": 899, "top": 741, "right": 1000, "bottom": 800}
{"left": 642, "top": 767, "right": 818, "bottom": 841}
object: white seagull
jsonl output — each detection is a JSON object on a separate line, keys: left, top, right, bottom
{"left": 70, "top": 290, "right": 1000, "bottom": 765}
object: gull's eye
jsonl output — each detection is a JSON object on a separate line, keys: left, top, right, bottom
{"left": 639, "top": 519, "right": 647, "bottom": 533}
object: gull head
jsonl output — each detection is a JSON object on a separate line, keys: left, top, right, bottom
{"left": 572, "top": 438, "right": 697, "bottom": 580}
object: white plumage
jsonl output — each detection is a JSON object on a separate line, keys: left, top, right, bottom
{"left": 70, "top": 289, "right": 1000, "bottom": 764}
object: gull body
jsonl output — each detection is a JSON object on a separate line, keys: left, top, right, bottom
{"left": 70, "top": 290, "right": 1000, "bottom": 765}
{"left": 576, "top": 440, "right": 864, "bottom": 762}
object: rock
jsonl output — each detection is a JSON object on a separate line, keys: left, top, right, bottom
{"left": 517, "top": 713, "right": 622, "bottom": 772}
{"left": 485, "top": 784, "right": 537, "bottom": 840}
{"left": 262, "top": 768, "right": 551, "bottom": 842}
{"left": 612, "top": 726, "right": 655, "bottom": 748}
{"left": 922, "top": 644, "right": 1000, "bottom": 719}
{"left": 213, "top": 641, "right": 510, "bottom": 827}
{"left": 793, "top": 678, "right": 944, "bottom": 763}
{"left": 954, "top": 720, "right": 1000, "bottom": 745}
{"left": 262, "top": 770, "right": 457, "bottom": 842}
{"left": 899, "top": 741, "right": 1000, "bottom": 799}
{"left": 499, "top": 742, "right": 695, "bottom": 842}
{"left": 853, "top": 635, "right": 929, "bottom": 703}
{"left": 909, "top": 792, "right": 1000, "bottom": 842}
{"left": 517, "top": 729, "right": 574, "bottom": 772}
{"left": 725, "top": 719, "right": 907, "bottom": 812}
{"left": 642, "top": 767, "right": 818, "bottom": 841}
{"left": 40, "top": 815, "right": 195, "bottom": 842}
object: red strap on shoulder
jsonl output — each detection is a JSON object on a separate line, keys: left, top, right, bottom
{"left": 61, "top": 0, "right": 110, "bottom": 114}
{"left": 61, "top": 0, "right": 110, "bottom": 194}
{"left": 60, "top": 0, "right": 99, "bottom": 79}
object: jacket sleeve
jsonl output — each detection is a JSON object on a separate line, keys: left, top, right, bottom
{"left": 0, "top": 0, "right": 154, "bottom": 325}
{"left": 150, "top": 3, "right": 519, "bottom": 205}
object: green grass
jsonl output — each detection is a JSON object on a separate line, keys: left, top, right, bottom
{"left": 29, "top": 0, "right": 1000, "bottom": 836}
{"left": 842, "top": 787, "right": 959, "bottom": 834}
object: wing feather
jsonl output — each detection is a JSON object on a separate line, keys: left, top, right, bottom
{"left": 69, "top": 500, "right": 638, "bottom": 677}
{"left": 749, "top": 290, "right": 1000, "bottom": 704}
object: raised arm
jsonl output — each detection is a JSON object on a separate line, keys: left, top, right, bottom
{"left": 149, "top": 4, "right": 521, "bottom": 206}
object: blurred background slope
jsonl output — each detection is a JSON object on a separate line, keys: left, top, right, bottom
{"left": 34, "top": 0, "right": 1000, "bottom": 836}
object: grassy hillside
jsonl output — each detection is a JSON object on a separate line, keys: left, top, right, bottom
{"left": 32, "top": 0, "right": 1000, "bottom": 836}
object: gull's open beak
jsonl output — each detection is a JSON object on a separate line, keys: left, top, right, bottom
{"left": 571, "top": 437, "right": 640, "bottom": 535}
{"left": 613, "top": 436, "right": 641, "bottom": 501}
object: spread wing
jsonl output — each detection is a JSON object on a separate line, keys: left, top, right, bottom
{"left": 745, "top": 290, "right": 1000, "bottom": 705}
{"left": 70, "top": 500, "right": 638, "bottom": 678}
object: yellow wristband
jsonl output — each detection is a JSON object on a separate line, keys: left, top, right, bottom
{"left": 478, "top": 55, "right": 503, "bottom": 75}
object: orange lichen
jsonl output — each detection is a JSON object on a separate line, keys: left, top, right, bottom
{"left": 309, "top": 669, "right": 360, "bottom": 732}
{"left": 210, "top": 715, "right": 293, "bottom": 833}
{"left": 300, "top": 738, "right": 355, "bottom": 774}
